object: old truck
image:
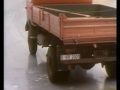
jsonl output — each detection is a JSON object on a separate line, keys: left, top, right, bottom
{"left": 25, "top": 0, "right": 116, "bottom": 82}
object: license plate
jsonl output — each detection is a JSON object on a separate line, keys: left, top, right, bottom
{"left": 60, "top": 54, "right": 80, "bottom": 60}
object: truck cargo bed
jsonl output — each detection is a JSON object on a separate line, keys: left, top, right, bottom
{"left": 39, "top": 4, "right": 116, "bottom": 17}
{"left": 29, "top": 4, "right": 116, "bottom": 45}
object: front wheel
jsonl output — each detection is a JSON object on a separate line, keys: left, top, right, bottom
{"left": 28, "top": 36, "right": 37, "bottom": 55}
{"left": 28, "top": 24, "right": 37, "bottom": 55}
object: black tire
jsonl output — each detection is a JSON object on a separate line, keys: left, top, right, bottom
{"left": 28, "top": 25, "right": 37, "bottom": 55}
{"left": 47, "top": 46, "right": 70, "bottom": 83}
{"left": 105, "top": 61, "right": 116, "bottom": 78}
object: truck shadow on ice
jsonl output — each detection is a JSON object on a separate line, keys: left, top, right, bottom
{"left": 26, "top": 55, "right": 116, "bottom": 90}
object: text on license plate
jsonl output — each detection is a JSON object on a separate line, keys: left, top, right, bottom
{"left": 60, "top": 54, "right": 80, "bottom": 60}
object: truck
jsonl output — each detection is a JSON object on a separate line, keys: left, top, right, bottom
{"left": 25, "top": 0, "right": 116, "bottom": 83}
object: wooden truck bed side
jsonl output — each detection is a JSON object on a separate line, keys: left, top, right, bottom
{"left": 27, "top": 4, "right": 116, "bottom": 45}
{"left": 60, "top": 17, "right": 116, "bottom": 44}
{"left": 32, "top": 6, "right": 61, "bottom": 37}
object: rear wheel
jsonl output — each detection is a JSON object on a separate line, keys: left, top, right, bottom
{"left": 47, "top": 46, "right": 70, "bottom": 83}
{"left": 105, "top": 61, "right": 116, "bottom": 78}
{"left": 28, "top": 24, "right": 37, "bottom": 55}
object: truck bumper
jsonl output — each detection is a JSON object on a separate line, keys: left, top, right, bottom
{"left": 61, "top": 56, "right": 116, "bottom": 64}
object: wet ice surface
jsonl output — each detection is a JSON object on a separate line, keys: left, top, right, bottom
{"left": 4, "top": 0, "right": 116, "bottom": 90}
